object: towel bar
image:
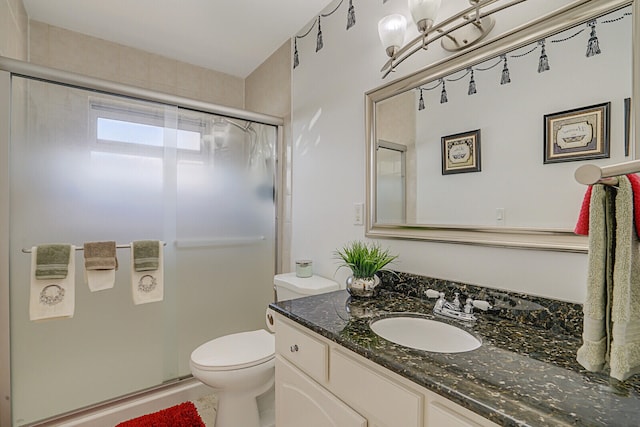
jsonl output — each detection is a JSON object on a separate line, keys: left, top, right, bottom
{"left": 174, "top": 237, "right": 266, "bottom": 248}
{"left": 575, "top": 159, "right": 640, "bottom": 185}
{"left": 21, "top": 242, "right": 167, "bottom": 254}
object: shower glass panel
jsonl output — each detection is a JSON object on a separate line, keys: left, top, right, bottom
{"left": 9, "top": 76, "right": 276, "bottom": 425}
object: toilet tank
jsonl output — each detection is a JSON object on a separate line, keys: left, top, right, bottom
{"left": 273, "top": 272, "right": 339, "bottom": 301}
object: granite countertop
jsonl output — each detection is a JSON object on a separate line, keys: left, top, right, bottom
{"left": 270, "top": 287, "right": 640, "bottom": 427}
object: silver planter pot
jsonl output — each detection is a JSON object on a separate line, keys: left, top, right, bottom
{"left": 346, "top": 275, "right": 380, "bottom": 298}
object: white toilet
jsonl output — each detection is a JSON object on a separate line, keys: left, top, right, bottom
{"left": 190, "top": 273, "right": 339, "bottom": 427}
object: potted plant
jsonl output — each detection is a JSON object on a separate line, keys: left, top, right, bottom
{"left": 334, "top": 241, "right": 398, "bottom": 298}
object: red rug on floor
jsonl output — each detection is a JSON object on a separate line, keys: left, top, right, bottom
{"left": 115, "top": 401, "right": 206, "bottom": 427}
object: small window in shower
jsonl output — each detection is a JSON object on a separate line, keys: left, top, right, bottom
{"left": 97, "top": 118, "right": 201, "bottom": 151}
{"left": 89, "top": 98, "right": 206, "bottom": 160}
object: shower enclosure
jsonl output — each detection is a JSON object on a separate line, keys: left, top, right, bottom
{"left": 0, "top": 59, "right": 282, "bottom": 426}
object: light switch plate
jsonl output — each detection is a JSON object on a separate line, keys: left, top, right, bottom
{"left": 354, "top": 203, "right": 364, "bottom": 225}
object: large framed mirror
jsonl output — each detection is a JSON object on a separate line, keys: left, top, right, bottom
{"left": 366, "top": 0, "right": 638, "bottom": 252}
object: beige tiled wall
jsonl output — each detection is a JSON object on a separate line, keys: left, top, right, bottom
{"left": 0, "top": 0, "right": 28, "bottom": 60}
{"left": 246, "top": 41, "right": 292, "bottom": 274}
{"left": 28, "top": 20, "right": 245, "bottom": 109}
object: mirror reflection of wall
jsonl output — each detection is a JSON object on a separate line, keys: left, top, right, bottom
{"left": 374, "top": 5, "right": 632, "bottom": 230}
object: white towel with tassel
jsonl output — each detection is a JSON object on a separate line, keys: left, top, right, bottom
{"left": 130, "top": 241, "right": 164, "bottom": 305}
{"left": 30, "top": 245, "right": 76, "bottom": 321}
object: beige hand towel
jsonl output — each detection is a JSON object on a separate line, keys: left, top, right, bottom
{"left": 84, "top": 241, "right": 117, "bottom": 270}
{"left": 610, "top": 176, "right": 640, "bottom": 381}
{"left": 577, "top": 177, "right": 640, "bottom": 381}
{"left": 30, "top": 245, "right": 76, "bottom": 321}
{"left": 84, "top": 241, "right": 118, "bottom": 292}
{"left": 577, "top": 184, "right": 613, "bottom": 372}
{"left": 130, "top": 241, "right": 164, "bottom": 305}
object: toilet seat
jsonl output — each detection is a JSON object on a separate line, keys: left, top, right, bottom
{"left": 191, "top": 329, "right": 274, "bottom": 371}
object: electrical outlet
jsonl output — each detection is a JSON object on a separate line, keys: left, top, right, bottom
{"left": 354, "top": 203, "right": 364, "bottom": 225}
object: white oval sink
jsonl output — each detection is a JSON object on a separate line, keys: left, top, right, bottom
{"left": 370, "top": 316, "right": 481, "bottom": 353}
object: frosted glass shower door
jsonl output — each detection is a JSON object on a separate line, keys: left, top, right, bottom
{"left": 8, "top": 77, "right": 277, "bottom": 425}
{"left": 174, "top": 113, "right": 276, "bottom": 376}
{"left": 9, "top": 78, "right": 180, "bottom": 425}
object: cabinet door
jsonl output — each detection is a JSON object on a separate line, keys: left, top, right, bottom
{"left": 276, "top": 318, "right": 328, "bottom": 383}
{"left": 330, "top": 348, "right": 423, "bottom": 427}
{"left": 276, "top": 356, "right": 367, "bottom": 427}
{"left": 427, "top": 401, "right": 483, "bottom": 427}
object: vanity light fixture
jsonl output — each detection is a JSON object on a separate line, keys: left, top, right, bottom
{"left": 408, "top": 0, "right": 442, "bottom": 33}
{"left": 379, "top": 0, "right": 527, "bottom": 78}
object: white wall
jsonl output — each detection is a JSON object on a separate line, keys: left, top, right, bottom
{"left": 289, "top": 0, "right": 608, "bottom": 303}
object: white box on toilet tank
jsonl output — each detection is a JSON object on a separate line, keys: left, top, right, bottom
{"left": 273, "top": 273, "right": 339, "bottom": 301}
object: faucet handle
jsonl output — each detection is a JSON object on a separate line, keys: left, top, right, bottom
{"left": 464, "top": 298, "right": 474, "bottom": 314}
{"left": 471, "top": 300, "right": 492, "bottom": 311}
{"left": 452, "top": 292, "right": 461, "bottom": 309}
{"left": 425, "top": 289, "right": 441, "bottom": 298}
{"left": 464, "top": 298, "right": 492, "bottom": 315}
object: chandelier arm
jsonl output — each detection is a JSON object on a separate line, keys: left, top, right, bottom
{"left": 381, "top": 0, "right": 528, "bottom": 75}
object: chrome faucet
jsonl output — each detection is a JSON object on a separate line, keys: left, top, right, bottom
{"left": 425, "top": 289, "right": 492, "bottom": 321}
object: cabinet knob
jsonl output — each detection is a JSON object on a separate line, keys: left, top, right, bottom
{"left": 290, "top": 344, "right": 299, "bottom": 352}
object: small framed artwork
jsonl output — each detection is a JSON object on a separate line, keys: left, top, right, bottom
{"left": 441, "top": 129, "right": 481, "bottom": 175}
{"left": 543, "top": 102, "right": 610, "bottom": 164}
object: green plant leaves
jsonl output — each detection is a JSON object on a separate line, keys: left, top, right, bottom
{"left": 334, "top": 241, "right": 398, "bottom": 279}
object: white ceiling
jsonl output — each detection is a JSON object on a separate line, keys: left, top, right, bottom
{"left": 22, "top": 0, "right": 335, "bottom": 78}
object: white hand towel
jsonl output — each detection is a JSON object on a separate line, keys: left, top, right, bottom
{"left": 30, "top": 245, "right": 76, "bottom": 321}
{"left": 85, "top": 269, "right": 116, "bottom": 292}
{"left": 131, "top": 241, "right": 164, "bottom": 305}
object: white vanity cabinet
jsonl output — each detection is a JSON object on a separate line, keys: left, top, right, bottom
{"left": 274, "top": 314, "right": 500, "bottom": 427}
{"left": 275, "top": 315, "right": 366, "bottom": 427}
{"left": 276, "top": 357, "right": 367, "bottom": 427}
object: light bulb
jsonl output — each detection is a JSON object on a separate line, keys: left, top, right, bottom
{"left": 378, "top": 14, "right": 407, "bottom": 57}
{"left": 408, "top": 0, "right": 441, "bottom": 32}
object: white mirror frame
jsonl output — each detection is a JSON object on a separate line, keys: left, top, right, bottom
{"left": 366, "top": 0, "right": 638, "bottom": 253}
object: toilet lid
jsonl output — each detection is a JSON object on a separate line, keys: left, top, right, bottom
{"left": 190, "top": 329, "right": 275, "bottom": 371}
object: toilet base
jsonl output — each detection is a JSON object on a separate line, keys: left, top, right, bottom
{"left": 214, "top": 377, "right": 274, "bottom": 427}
